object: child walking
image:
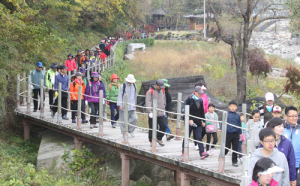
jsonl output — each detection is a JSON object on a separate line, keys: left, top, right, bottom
{"left": 238, "top": 113, "right": 246, "bottom": 163}
{"left": 245, "top": 110, "right": 264, "bottom": 149}
{"left": 224, "top": 100, "right": 242, "bottom": 167}
{"left": 106, "top": 74, "right": 120, "bottom": 128}
{"left": 205, "top": 104, "right": 219, "bottom": 155}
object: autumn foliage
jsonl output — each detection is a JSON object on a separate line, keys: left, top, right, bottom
{"left": 284, "top": 66, "right": 300, "bottom": 94}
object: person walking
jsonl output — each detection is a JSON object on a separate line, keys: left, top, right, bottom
{"left": 107, "top": 74, "right": 120, "bottom": 128}
{"left": 145, "top": 79, "right": 166, "bottom": 146}
{"left": 51, "top": 65, "right": 69, "bottom": 120}
{"left": 162, "top": 79, "right": 174, "bottom": 141}
{"left": 205, "top": 103, "right": 219, "bottom": 155}
{"left": 117, "top": 74, "right": 138, "bottom": 136}
{"left": 75, "top": 50, "right": 85, "bottom": 68}
{"left": 31, "top": 62, "right": 46, "bottom": 112}
{"left": 99, "top": 40, "right": 105, "bottom": 52}
{"left": 65, "top": 54, "right": 77, "bottom": 75}
{"left": 259, "top": 92, "right": 275, "bottom": 126}
{"left": 79, "top": 67, "right": 88, "bottom": 87}
{"left": 46, "top": 63, "right": 58, "bottom": 108}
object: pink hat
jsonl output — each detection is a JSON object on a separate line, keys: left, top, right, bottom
{"left": 273, "top": 106, "right": 281, "bottom": 113}
{"left": 265, "top": 92, "right": 274, "bottom": 101}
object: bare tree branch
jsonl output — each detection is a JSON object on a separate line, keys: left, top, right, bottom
{"left": 252, "top": 0, "right": 261, "bottom": 13}
{"left": 250, "top": 16, "right": 288, "bottom": 30}
{"left": 237, "top": 0, "right": 246, "bottom": 18}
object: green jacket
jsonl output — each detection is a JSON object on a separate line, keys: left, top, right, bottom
{"left": 82, "top": 76, "right": 87, "bottom": 87}
{"left": 106, "top": 83, "right": 120, "bottom": 102}
{"left": 46, "top": 69, "right": 56, "bottom": 88}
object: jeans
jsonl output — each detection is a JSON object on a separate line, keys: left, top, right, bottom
{"left": 225, "top": 132, "right": 240, "bottom": 164}
{"left": 71, "top": 100, "right": 86, "bottom": 120}
{"left": 33, "top": 89, "right": 45, "bottom": 110}
{"left": 52, "top": 92, "right": 68, "bottom": 116}
{"left": 206, "top": 132, "right": 218, "bottom": 151}
{"left": 119, "top": 110, "right": 138, "bottom": 134}
{"left": 165, "top": 113, "right": 171, "bottom": 134}
{"left": 182, "top": 125, "right": 204, "bottom": 155}
{"left": 110, "top": 103, "right": 119, "bottom": 125}
{"left": 194, "top": 126, "right": 206, "bottom": 146}
{"left": 148, "top": 116, "right": 166, "bottom": 142}
{"left": 238, "top": 141, "right": 243, "bottom": 158}
{"left": 89, "top": 102, "right": 99, "bottom": 124}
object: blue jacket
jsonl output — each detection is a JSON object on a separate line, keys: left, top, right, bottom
{"left": 225, "top": 111, "right": 242, "bottom": 134}
{"left": 54, "top": 73, "right": 69, "bottom": 91}
{"left": 283, "top": 123, "right": 300, "bottom": 170}
{"left": 259, "top": 135, "right": 296, "bottom": 181}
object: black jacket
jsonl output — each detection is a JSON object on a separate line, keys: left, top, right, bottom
{"left": 165, "top": 92, "right": 172, "bottom": 111}
{"left": 185, "top": 96, "right": 205, "bottom": 126}
{"left": 99, "top": 43, "right": 105, "bottom": 51}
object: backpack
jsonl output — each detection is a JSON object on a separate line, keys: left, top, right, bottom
{"left": 147, "top": 87, "right": 164, "bottom": 96}
{"left": 109, "top": 83, "right": 120, "bottom": 91}
{"left": 122, "top": 83, "right": 136, "bottom": 97}
{"left": 72, "top": 80, "right": 84, "bottom": 88}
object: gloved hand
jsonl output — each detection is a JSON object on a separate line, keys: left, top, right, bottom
{"left": 149, "top": 113, "right": 153, "bottom": 118}
{"left": 55, "top": 91, "right": 58, "bottom": 97}
{"left": 107, "top": 101, "right": 110, "bottom": 105}
{"left": 85, "top": 100, "right": 88, "bottom": 106}
{"left": 191, "top": 123, "right": 197, "bottom": 127}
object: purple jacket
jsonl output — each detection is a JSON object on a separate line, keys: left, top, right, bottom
{"left": 85, "top": 81, "right": 106, "bottom": 103}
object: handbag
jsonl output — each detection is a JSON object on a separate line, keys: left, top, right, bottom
{"left": 241, "top": 133, "right": 246, "bottom": 141}
{"left": 206, "top": 125, "right": 215, "bottom": 132}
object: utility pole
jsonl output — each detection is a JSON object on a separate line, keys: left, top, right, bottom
{"left": 204, "top": 0, "right": 206, "bottom": 39}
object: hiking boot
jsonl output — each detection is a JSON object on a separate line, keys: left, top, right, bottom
{"left": 232, "top": 163, "right": 239, "bottom": 167}
{"left": 33, "top": 109, "right": 37, "bottom": 112}
{"left": 93, "top": 125, "right": 98, "bottom": 128}
{"left": 112, "top": 124, "right": 116, "bottom": 128}
{"left": 82, "top": 119, "right": 88, "bottom": 124}
{"left": 166, "top": 135, "right": 174, "bottom": 141}
{"left": 62, "top": 115, "right": 69, "bottom": 120}
{"left": 201, "top": 152, "right": 209, "bottom": 159}
{"left": 157, "top": 140, "right": 164, "bottom": 146}
{"left": 72, "top": 119, "right": 76, "bottom": 123}
{"left": 129, "top": 132, "right": 135, "bottom": 137}
{"left": 51, "top": 112, "right": 55, "bottom": 118}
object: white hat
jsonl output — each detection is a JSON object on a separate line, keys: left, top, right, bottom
{"left": 258, "top": 165, "right": 284, "bottom": 175}
{"left": 125, "top": 74, "right": 136, "bottom": 83}
{"left": 265, "top": 92, "right": 274, "bottom": 101}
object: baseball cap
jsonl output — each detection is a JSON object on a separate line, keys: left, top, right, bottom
{"left": 195, "top": 86, "right": 204, "bottom": 94}
{"left": 156, "top": 79, "right": 165, "bottom": 89}
{"left": 273, "top": 106, "right": 281, "bottom": 113}
{"left": 36, "top": 62, "right": 43, "bottom": 67}
{"left": 59, "top": 65, "right": 68, "bottom": 70}
{"left": 162, "top": 79, "right": 170, "bottom": 87}
{"left": 265, "top": 92, "right": 274, "bottom": 101}
{"left": 77, "top": 50, "right": 82, "bottom": 53}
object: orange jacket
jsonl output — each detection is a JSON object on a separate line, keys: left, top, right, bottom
{"left": 70, "top": 79, "right": 85, "bottom": 101}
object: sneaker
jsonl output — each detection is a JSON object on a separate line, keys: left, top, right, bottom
{"left": 62, "top": 115, "right": 69, "bottom": 120}
{"left": 210, "top": 148, "right": 214, "bottom": 155}
{"left": 150, "top": 142, "right": 152, "bottom": 147}
{"left": 112, "top": 124, "right": 116, "bottom": 128}
{"left": 232, "top": 163, "right": 239, "bottom": 167}
{"left": 93, "top": 125, "right": 98, "bottom": 128}
{"left": 90, "top": 126, "right": 93, "bottom": 129}
{"left": 51, "top": 112, "right": 55, "bottom": 118}
{"left": 157, "top": 140, "right": 164, "bottom": 146}
{"left": 201, "top": 152, "right": 209, "bottom": 159}
{"left": 195, "top": 144, "right": 199, "bottom": 150}
{"left": 166, "top": 135, "right": 174, "bottom": 141}
{"left": 72, "top": 119, "right": 76, "bottom": 123}
{"left": 239, "top": 158, "right": 243, "bottom": 164}
{"left": 129, "top": 132, "right": 135, "bottom": 137}
{"left": 82, "top": 119, "right": 88, "bottom": 124}
{"left": 33, "top": 109, "right": 37, "bottom": 112}
{"left": 207, "top": 150, "right": 211, "bottom": 155}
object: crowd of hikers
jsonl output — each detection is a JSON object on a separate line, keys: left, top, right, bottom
{"left": 30, "top": 36, "right": 300, "bottom": 186}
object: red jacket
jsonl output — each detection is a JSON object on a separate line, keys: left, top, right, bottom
{"left": 99, "top": 52, "right": 107, "bottom": 64}
{"left": 65, "top": 59, "right": 77, "bottom": 71}
{"left": 248, "top": 179, "right": 278, "bottom": 186}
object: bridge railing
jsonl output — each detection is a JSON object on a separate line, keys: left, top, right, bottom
{"left": 16, "top": 75, "right": 256, "bottom": 186}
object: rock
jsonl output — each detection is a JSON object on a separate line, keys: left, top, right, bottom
{"left": 127, "top": 43, "right": 146, "bottom": 54}
{"left": 270, "top": 68, "right": 287, "bottom": 77}
{"left": 156, "top": 181, "right": 172, "bottom": 186}
{"left": 155, "top": 34, "right": 164, "bottom": 40}
{"left": 36, "top": 130, "right": 75, "bottom": 170}
{"left": 124, "top": 54, "right": 136, "bottom": 61}
{"left": 294, "top": 57, "right": 300, "bottom": 64}
{"left": 207, "top": 38, "right": 214, "bottom": 44}
{"left": 137, "top": 175, "right": 152, "bottom": 185}
{"left": 103, "top": 158, "right": 136, "bottom": 178}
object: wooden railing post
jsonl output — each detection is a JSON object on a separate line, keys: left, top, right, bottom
{"left": 176, "top": 93, "right": 182, "bottom": 140}
{"left": 218, "top": 111, "right": 227, "bottom": 173}
{"left": 22, "top": 72, "right": 27, "bottom": 106}
{"left": 183, "top": 105, "right": 189, "bottom": 161}
{"left": 151, "top": 99, "right": 158, "bottom": 152}
{"left": 27, "top": 75, "right": 31, "bottom": 115}
{"left": 40, "top": 79, "right": 44, "bottom": 118}
{"left": 17, "top": 74, "right": 20, "bottom": 111}
{"left": 122, "top": 94, "right": 129, "bottom": 144}
{"left": 67, "top": 71, "right": 71, "bottom": 111}
{"left": 99, "top": 90, "right": 104, "bottom": 136}
{"left": 247, "top": 120, "right": 256, "bottom": 154}
{"left": 77, "top": 86, "right": 82, "bottom": 129}
{"left": 57, "top": 82, "right": 62, "bottom": 124}
{"left": 241, "top": 155, "right": 250, "bottom": 186}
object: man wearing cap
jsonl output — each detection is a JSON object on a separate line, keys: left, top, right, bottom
{"left": 31, "top": 62, "right": 46, "bottom": 112}
{"left": 75, "top": 50, "right": 85, "bottom": 68}
{"left": 46, "top": 63, "right": 58, "bottom": 108}
{"left": 65, "top": 54, "right": 77, "bottom": 75}
{"left": 117, "top": 74, "right": 138, "bottom": 136}
{"left": 51, "top": 65, "right": 69, "bottom": 120}
{"left": 283, "top": 106, "right": 300, "bottom": 185}
{"left": 162, "top": 79, "right": 174, "bottom": 141}
{"left": 259, "top": 92, "right": 275, "bottom": 126}
{"left": 145, "top": 79, "right": 167, "bottom": 146}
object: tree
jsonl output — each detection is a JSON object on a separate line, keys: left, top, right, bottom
{"left": 248, "top": 48, "right": 271, "bottom": 86}
{"left": 284, "top": 66, "right": 300, "bottom": 94}
{"left": 207, "top": 0, "right": 288, "bottom": 104}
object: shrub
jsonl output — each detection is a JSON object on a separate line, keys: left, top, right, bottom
{"left": 284, "top": 66, "right": 300, "bottom": 94}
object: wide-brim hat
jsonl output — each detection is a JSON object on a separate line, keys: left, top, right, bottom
{"left": 80, "top": 68, "right": 86, "bottom": 73}
{"left": 125, "top": 74, "right": 136, "bottom": 83}
{"left": 50, "top": 63, "right": 58, "bottom": 69}
{"left": 91, "top": 72, "right": 100, "bottom": 78}
{"left": 75, "top": 72, "right": 83, "bottom": 76}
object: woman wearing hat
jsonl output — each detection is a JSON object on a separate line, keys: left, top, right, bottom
{"left": 107, "top": 74, "right": 120, "bottom": 128}
{"left": 85, "top": 72, "right": 106, "bottom": 129}
{"left": 65, "top": 54, "right": 77, "bottom": 75}
{"left": 70, "top": 72, "right": 88, "bottom": 124}
{"left": 259, "top": 92, "right": 275, "bottom": 126}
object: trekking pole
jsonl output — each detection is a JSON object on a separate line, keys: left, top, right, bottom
{"left": 218, "top": 111, "right": 227, "bottom": 173}
{"left": 57, "top": 83, "right": 62, "bottom": 124}
{"left": 22, "top": 72, "right": 26, "bottom": 105}
{"left": 77, "top": 86, "right": 82, "bottom": 129}
{"left": 99, "top": 90, "right": 104, "bottom": 137}
{"left": 122, "top": 94, "right": 129, "bottom": 144}
{"left": 67, "top": 71, "right": 71, "bottom": 111}
{"left": 151, "top": 99, "right": 158, "bottom": 152}
{"left": 176, "top": 93, "right": 182, "bottom": 140}
{"left": 27, "top": 75, "right": 31, "bottom": 115}
{"left": 40, "top": 79, "right": 44, "bottom": 119}
{"left": 17, "top": 74, "right": 20, "bottom": 111}
{"left": 183, "top": 105, "right": 189, "bottom": 162}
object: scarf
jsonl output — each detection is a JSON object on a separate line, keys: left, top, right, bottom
{"left": 266, "top": 105, "right": 273, "bottom": 112}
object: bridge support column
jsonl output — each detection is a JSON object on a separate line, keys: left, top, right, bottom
{"left": 74, "top": 137, "right": 83, "bottom": 150}
{"left": 23, "top": 120, "right": 31, "bottom": 141}
{"left": 120, "top": 153, "right": 130, "bottom": 186}
{"left": 174, "top": 170, "right": 181, "bottom": 185}
{"left": 180, "top": 172, "right": 190, "bottom": 186}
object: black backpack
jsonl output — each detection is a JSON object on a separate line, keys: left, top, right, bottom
{"left": 122, "top": 83, "right": 136, "bottom": 97}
